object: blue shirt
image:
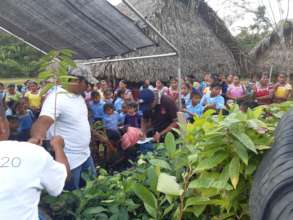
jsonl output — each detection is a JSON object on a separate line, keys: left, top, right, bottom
{"left": 124, "top": 113, "right": 141, "bottom": 128}
{"left": 200, "top": 94, "right": 225, "bottom": 110}
{"left": 18, "top": 110, "right": 34, "bottom": 131}
{"left": 114, "top": 97, "right": 124, "bottom": 113}
{"left": 103, "top": 112, "right": 120, "bottom": 130}
{"left": 182, "top": 93, "right": 191, "bottom": 107}
{"left": 185, "top": 103, "right": 204, "bottom": 119}
{"left": 89, "top": 100, "right": 105, "bottom": 120}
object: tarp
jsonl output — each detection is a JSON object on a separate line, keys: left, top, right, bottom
{"left": 0, "top": 0, "right": 154, "bottom": 59}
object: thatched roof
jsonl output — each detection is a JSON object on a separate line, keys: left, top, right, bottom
{"left": 250, "top": 20, "right": 293, "bottom": 73}
{"left": 90, "top": 0, "right": 246, "bottom": 81}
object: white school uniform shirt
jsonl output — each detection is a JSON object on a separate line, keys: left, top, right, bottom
{"left": 40, "top": 88, "right": 91, "bottom": 169}
{"left": 0, "top": 141, "right": 66, "bottom": 220}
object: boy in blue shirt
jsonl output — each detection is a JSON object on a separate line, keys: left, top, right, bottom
{"left": 15, "top": 99, "right": 34, "bottom": 141}
{"left": 184, "top": 92, "right": 203, "bottom": 121}
{"left": 102, "top": 103, "right": 121, "bottom": 130}
{"left": 114, "top": 89, "right": 125, "bottom": 113}
{"left": 200, "top": 82, "right": 225, "bottom": 112}
{"left": 89, "top": 91, "right": 105, "bottom": 122}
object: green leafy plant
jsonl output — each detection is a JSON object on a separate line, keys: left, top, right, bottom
{"left": 41, "top": 102, "right": 293, "bottom": 220}
{"left": 37, "top": 49, "right": 77, "bottom": 95}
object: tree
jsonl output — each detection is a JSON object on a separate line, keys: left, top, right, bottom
{"left": 0, "top": 33, "right": 41, "bottom": 78}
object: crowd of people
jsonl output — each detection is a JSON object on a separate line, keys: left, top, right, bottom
{"left": 1, "top": 67, "right": 292, "bottom": 220}
{"left": 0, "top": 71, "right": 292, "bottom": 144}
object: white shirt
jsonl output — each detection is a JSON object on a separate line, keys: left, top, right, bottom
{"left": 40, "top": 88, "right": 91, "bottom": 169}
{"left": 0, "top": 141, "right": 66, "bottom": 220}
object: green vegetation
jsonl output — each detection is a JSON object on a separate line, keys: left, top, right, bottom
{"left": 0, "top": 33, "right": 41, "bottom": 78}
{"left": 41, "top": 102, "right": 293, "bottom": 220}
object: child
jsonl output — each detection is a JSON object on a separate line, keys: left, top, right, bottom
{"left": 226, "top": 73, "right": 234, "bottom": 86}
{"left": 114, "top": 89, "right": 125, "bottom": 113}
{"left": 7, "top": 115, "right": 20, "bottom": 141}
{"left": 102, "top": 103, "right": 121, "bottom": 131}
{"left": 181, "top": 83, "right": 191, "bottom": 107}
{"left": 89, "top": 91, "right": 105, "bottom": 122}
{"left": 24, "top": 81, "right": 41, "bottom": 116}
{"left": 103, "top": 88, "right": 114, "bottom": 104}
{"left": 200, "top": 82, "right": 225, "bottom": 112}
{"left": 273, "top": 72, "right": 292, "bottom": 103}
{"left": 184, "top": 92, "right": 204, "bottom": 120}
{"left": 5, "top": 84, "right": 21, "bottom": 104}
{"left": 226, "top": 75, "right": 246, "bottom": 104}
{"left": 119, "top": 102, "right": 128, "bottom": 123}
{"left": 5, "top": 100, "right": 15, "bottom": 116}
{"left": 124, "top": 102, "right": 141, "bottom": 128}
{"left": 84, "top": 84, "right": 94, "bottom": 103}
{"left": 200, "top": 72, "right": 211, "bottom": 95}
{"left": 15, "top": 99, "right": 35, "bottom": 141}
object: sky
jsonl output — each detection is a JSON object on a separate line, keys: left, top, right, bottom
{"left": 107, "top": 0, "right": 293, "bottom": 35}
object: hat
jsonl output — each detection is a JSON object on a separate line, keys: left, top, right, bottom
{"left": 68, "top": 65, "right": 99, "bottom": 84}
{"left": 139, "top": 89, "right": 155, "bottom": 113}
{"left": 139, "top": 89, "right": 155, "bottom": 105}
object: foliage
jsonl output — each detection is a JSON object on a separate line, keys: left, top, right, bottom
{"left": 38, "top": 49, "right": 77, "bottom": 95}
{"left": 0, "top": 33, "right": 41, "bottom": 78}
{"left": 41, "top": 102, "right": 293, "bottom": 220}
{"left": 235, "top": 28, "right": 268, "bottom": 51}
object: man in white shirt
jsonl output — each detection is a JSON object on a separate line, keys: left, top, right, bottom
{"left": 0, "top": 105, "right": 69, "bottom": 220}
{"left": 30, "top": 66, "right": 97, "bottom": 190}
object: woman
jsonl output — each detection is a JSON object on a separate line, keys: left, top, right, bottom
{"left": 165, "top": 78, "right": 179, "bottom": 102}
{"left": 254, "top": 74, "right": 273, "bottom": 105}
{"left": 226, "top": 75, "right": 246, "bottom": 103}
{"left": 115, "top": 80, "right": 133, "bottom": 101}
{"left": 155, "top": 80, "right": 168, "bottom": 96}
{"left": 273, "top": 72, "right": 292, "bottom": 103}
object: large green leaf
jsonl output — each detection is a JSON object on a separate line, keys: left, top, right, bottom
{"left": 229, "top": 157, "right": 240, "bottom": 189}
{"left": 164, "top": 132, "right": 176, "bottom": 158}
{"left": 233, "top": 141, "right": 248, "bottom": 165}
{"left": 184, "top": 197, "right": 224, "bottom": 208}
{"left": 196, "top": 151, "right": 229, "bottom": 171}
{"left": 83, "top": 206, "right": 108, "bottom": 215}
{"left": 157, "top": 173, "right": 183, "bottom": 196}
{"left": 131, "top": 183, "right": 157, "bottom": 218}
{"left": 146, "top": 166, "right": 159, "bottom": 192}
{"left": 149, "top": 159, "right": 171, "bottom": 170}
{"left": 231, "top": 130, "right": 257, "bottom": 154}
{"left": 189, "top": 177, "right": 232, "bottom": 190}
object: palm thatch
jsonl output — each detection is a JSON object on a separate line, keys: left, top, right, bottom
{"left": 90, "top": 0, "right": 245, "bottom": 82}
{"left": 250, "top": 20, "right": 293, "bottom": 74}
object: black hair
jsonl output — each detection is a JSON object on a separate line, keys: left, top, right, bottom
{"left": 210, "top": 82, "right": 222, "bottom": 89}
{"left": 278, "top": 72, "right": 287, "bottom": 77}
{"left": 103, "top": 88, "right": 113, "bottom": 96}
{"left": 191, "top": 92, "right": 201, "bottom": 98}
{"left": 8, "top": 84, "right": 15, "bottom": 88}
{"left": 0, "top": 82, "right": 4, "bottom": 87}
{"left": 29, "top": 81, "right": 38, "bottom": 86}
{"left": 127, "top": 101, "right": 138, "bottom": 110}
{"left": 240, "top": 101, "right": 250, "bottom": 111}
{"left": 103, "top": 103, "right": 114, "bottom": 112}
{"left": 120, "top": 80, "right": 127, "bottom": 85}
{"left": 116, "top": 89, "right": 125, "bottom": 98}
{"left": 7, "top": 115, "right": 19, "bottom": 122}
{"left": 91, "top": 91, "right": 100, "bottom": 99}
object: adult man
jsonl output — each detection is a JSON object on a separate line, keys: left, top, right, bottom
{"left": 0, "top": 105, "right": 69, "bottom": 220}
{"left": 30, "top": 66, "right": 97, "bottom": 190}
{"left": 140, "top": 89, "right": 178, "bottom": 143}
